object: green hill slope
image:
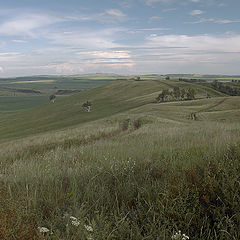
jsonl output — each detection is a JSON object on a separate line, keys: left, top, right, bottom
{"left": 1, "top": 79, "right": 240, "bottom": 239}
{"left": 0, "top": 79, "right": 227, "bottom": 142}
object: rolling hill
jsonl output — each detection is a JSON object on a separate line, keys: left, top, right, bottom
{"left": 1, "top": 77, "right": 240, "bottom": 239}
{"left": 0, "top": 78, "right": 235, "bottom": 142}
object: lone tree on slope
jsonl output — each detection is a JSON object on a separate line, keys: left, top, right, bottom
{"left": 49, "top": 94, "right": 56, "bottom": 103}
{"left": 82, "top": 101, "right": 92, "bottom": 112}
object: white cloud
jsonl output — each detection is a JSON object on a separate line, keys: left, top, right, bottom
{"left": 0, "top": 13, "right": 62, "bottom": 37}
{"left": 127, "top": 34, "right": 240, "bottom": 74}
{"left": 46, "top": 28, "right": 124, "bottom": 50}
{"left": 105, "top": 9, "right": 126, "bottom": 18}
{"left": 191, "top": 0, "right": 200, "bottom": 2}
{"left": 0, "top": 52, "right": 24, "bottom": 62}
{"left": 162, "top": 8, "right": 177, "bottom": 12}
{"left": 146, "top": 34, "right": 240, "bottom": 52}
{"left": 87, "top": 50, "right": 130, "bottom": 59}
{"left": 145, "top": 0, "right": 172, "bottom": 6}
{"left": 190, "top": 10, "right": 203, "bottom": 15}
{"left": 119, "top": 1, "right": 132, "bottom": 8}
{"left": 149, "top": 16, "right": 162, "bottom": 22}
{"left": 187, "top": 18, "right": 240, "bottom": 24}
{"left": 39, "top": 63, "right": 84, "bottom": 74}
{"left": 218, "top": 3, "right": 227, "bottom": 7}
{"left": 97, "top": 9, "right": 126, "bottom": 23}
{"left": 136, "top": 27, "right": 170, "bottom": 31}
{"left": 11, "top": 39, "right": 28, "bottom": 43}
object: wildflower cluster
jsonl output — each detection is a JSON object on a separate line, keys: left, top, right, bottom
{"left": 171, "top": 230, "right": 190, "bottom": 240}
{"left": 70, "top": 216, "right": 81, "bottom": 226}
{"left": 38, "top": 226, "right": 53, "bottom": 235}
{"left": 124, "top": 157, "right": 136, "bottom": 173}
{"left": 84, "top": 224, "right": 94, "bottom": 232}
{"left": 62, "top": 213, "right": 94, "bottom": 239}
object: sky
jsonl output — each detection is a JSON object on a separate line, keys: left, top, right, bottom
{"left": 0, "top": 0, "right": 240, "bottom": 77}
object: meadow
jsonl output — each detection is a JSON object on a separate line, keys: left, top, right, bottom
{"left": 0, "top": 76, "right": 240, "bottom": 239}
{"left": 0, "top": 74, "right": 117, "bottom": 116}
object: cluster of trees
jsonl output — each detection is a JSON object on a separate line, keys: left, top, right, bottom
{"left": 179, "top": 78, "right": 207, "bottom": 83}
{"left": 156, "top": 87, "right": 196, "bottom": 103}
{"left": 211, "top": 80, "right": 240, "bottom": 96}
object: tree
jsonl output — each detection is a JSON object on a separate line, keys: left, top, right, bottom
{"left": 49, "top": 94, "right": 56, "bottom": 103}
{"left": 82, "top": 101, "right": 92, "bottom": 112}
{"left": 162, "top": 89, "right": 170, "bottom": 101}
{"left": 165, "top": 76, "right": 170, "bottom": 80}
{"left": 180, "top": 88, "right": 186, "bottom": 100}
{"left": 156, "top": 92, "right": 164, "bottom": 102}
{"left": 186, "top": 88, "right": 195, "bottom": 100}
{"left": 211, "top": 80, "right": 218, "bottom": 89}
{"left": 156, "top": 89, "right": 170, "bottom": 102}
{"left": 136, "top": 76, "right": 141, "bottom": 81}
{"left": 169, "top": 90, "right": 174, "bottom": 100}
{"left": 173, "top": 87, "right": 180, "bottom": 100}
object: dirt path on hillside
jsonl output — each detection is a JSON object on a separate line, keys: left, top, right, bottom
{"left": 13, "top": 119, "right": 142, "bottom": 158}
{"left": 196, "top": 98, "right": 227, "bottom": 113}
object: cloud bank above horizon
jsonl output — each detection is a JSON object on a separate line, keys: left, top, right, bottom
{"left": 0, "top": 0, "right": 240, "bottom": 77}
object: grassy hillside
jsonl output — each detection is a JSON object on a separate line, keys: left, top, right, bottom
{"left": 0, "top": 74, "right": 126, "bottom": 99}
{"left": 0, "top": 79, "right": 240, "bottom": 239}
{"left": 0, "top": 74, "right": 119, "bottom": 117}
{"left": 0, "top": 79, "right": 226, "bottom": 142}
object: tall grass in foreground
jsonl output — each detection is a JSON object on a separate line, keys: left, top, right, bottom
{"left": 0, "top": 118, "right": 240, "bottom": 239}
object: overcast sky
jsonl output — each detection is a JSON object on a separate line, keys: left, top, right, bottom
{"left": 0, "top": 0, "right": 240, "bottom": 77}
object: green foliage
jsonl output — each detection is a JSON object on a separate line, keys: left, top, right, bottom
{"left": 186, "top": 88, "right": 195, "bottom": 100}
{"left": 82, "top": 101, "right": 92, "bottom": 112}
{"left": 156, "top": 87, "right": 195, "bottom": 102}
{"left": 173, "top": 87, "right": 181, "bottom": 100}
{"left": 49, "top": 94, "right": 56, "bottom": 103}
{"left": 211, "top": 80, "right": 240, "bottom": 96}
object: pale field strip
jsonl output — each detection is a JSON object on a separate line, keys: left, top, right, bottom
{"left": 10, "top": 80, "right": 56, "bottom": 84}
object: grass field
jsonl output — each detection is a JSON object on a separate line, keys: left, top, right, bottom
{"left": 0, "top": 77, "right": 240, "bottom": 239}
{"left": 0, "top": 79, "right": 227, "bottom": 142}
{"left": 0, "top": 96, "right": 50, "bottom": 116}
{"left": 0, "top": 74, "right": 119, "bottom": 118}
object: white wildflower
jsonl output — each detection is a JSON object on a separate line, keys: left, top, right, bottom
{"left": 38, "top": 227, "right": 50, "bottom": 233}
{"left": 70, "top": 216, "right": 81, "bottom": 226}
{"left": 72, "top": 220, "right": 80, "bottom": 226}
{"left": 84, "top": 224, "right": 94, "bottom": 232}
{"left": 171, "top": 230, "right": 189, "bottom": 240}
{"left": 70, "top": 216, "right": 78, "bottom": 221}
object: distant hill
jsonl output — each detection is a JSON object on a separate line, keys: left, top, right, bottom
{"left": 0, "top": 78, "right": 230, "bottom": 142}
{"left": 0, "top": 86, "right": 41, "bottom": 96}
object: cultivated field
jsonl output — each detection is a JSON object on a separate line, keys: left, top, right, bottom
{"left": 0, "top": 77, "right": 240, "bottom": 239}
